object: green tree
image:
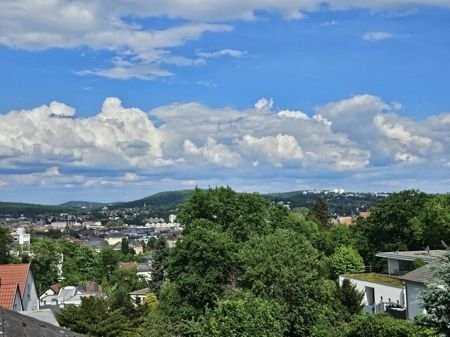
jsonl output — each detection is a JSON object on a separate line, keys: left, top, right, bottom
{"left": 177, "top": 187, "right": 272, "bottom": 241}
{"left": 107, "top": 267, "right": 148, "bottom": 318}
{"left": 196, "top": 291, "right": 287, "bottom": 337}
{"left": 353, "top": 190, "right": 428, "bottom": 266}
{"left": 311, "top": 197, "right": 331, "bottom": 229}
{"left": 30, "top": 238, "right": 61, "bottom": 294}
{"left": 417, "top": 250, "right": 450, "bottom": 336}
{"left": 329, "top": 246, "right": 365, "bottom": 278}
{"left": 0, "top": 226, "right": 12, "bottom": 263}
{"left": 60, "top": 243, "right": 99, "bottom": 285}
{"left": 341, "top": 314, "right": 437, "bottom": 337}
{"left": 139, "top": 308, "right": 186, "bottom": 337}
{"left": 317, "top": 224, "right": 354, "bottom": 256}
{"left": 161, "top": 221, "right": 236, "bottom": 319}
{"left": 278, "top": 212, "right": 320, "bottom": 242}
{"left": 150, "top": 237, "right": 169, "bottom": 295}
{"left": 412, "top": 194, "right": 450, "bottom": 249}
{"left": 97, "top": 246, "right": 120, "bottom": 281}
{"left": 338, "top": 279, "right": 364, "bottom": 317}
{"left": 146, "top": 237, "right": 157, "bottom": 251}
{"left": 57, "top": 296, "right": 137, "bottom": 337}
{"left": 238, "top": 229, "right": 341, "bottom": 336}
{"left": 121, "top": 237, "right": 130, "bottom": 255}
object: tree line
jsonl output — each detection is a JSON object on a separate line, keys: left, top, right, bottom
{"left": 1, "top": 187, "right": 449, "bottom": 336}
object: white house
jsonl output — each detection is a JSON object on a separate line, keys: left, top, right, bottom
{"left": 0, "top": 263, "right": 39, "bottom": 311}
{"left": 375, "top": 250, "right": 444, "bottom": 275}
{"left": 40, "top": 283, "right": 102, "bottom": 308}
{"left": 0, "top": 283, "right": 23, "bottom": 311}
{"left": 129, "top": 288, "right": 151, "bottom": 306}
{"left": 11, "top": 227, "right": 31, "bottom": 246}
{"left": 398, "top": 264, "right": 431, "bottom": 320}
{"left": 339, "top": 273, "right": 405, "bottom": 315}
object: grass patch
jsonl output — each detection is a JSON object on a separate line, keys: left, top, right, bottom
{"left": 344, "top": 273, "right": 403, "bottom": 287}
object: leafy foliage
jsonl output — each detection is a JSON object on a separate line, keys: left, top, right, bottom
{"left": 353, "top": 190, "right": 429, "bottom": 266}
{"left": 57, "top": 297, "right": 139, "bottom": 337}
{"left": 311, "top": 197, "right": 331, "bottom": 229}
{"left": 329, "top": 246, "right": 365, "bottom": 278}
{"left": 411, "top": 194, "right": 450, "bottom": 249}
{"left": 25, "top": 188, "right": 450, "bottom": 337}
{"left": 149, "top": 237, "right": 169, "bottom": 295}
{"left": 337, "top": 279, "right": 364, "bottom": 317}
{"left": 162, "top": 221, "right": 236, "bottom": 319}
{"left": 238, "top": 229, "right": 342, "bottom": 336}
{"left": 0, "top": 226, "right": 12, "bottom": 263}
{"left": 196, "top": 291, "right": 287, "bottom": 337}
{"left": 341, "top": 314, "right": 437, "bottom": 337}
{"left": 418, "top": 250, "right": 450, "bottom": 336}
{"left": 30, "top": 239, "right": 61, "bottom": 294}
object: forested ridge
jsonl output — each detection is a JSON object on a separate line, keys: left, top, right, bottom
{"left": 1, "top": 189, "right": 385, "bottom": 218}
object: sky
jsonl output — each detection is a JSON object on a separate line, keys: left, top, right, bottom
{"left": 0, "top": 0, "right": 450, "bottom": 204}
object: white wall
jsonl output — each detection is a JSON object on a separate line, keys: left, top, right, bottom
{"left": 23, "top": 271, "right": 40, "bottom": 311}
{"left": 13, "top": 290, "right": 23, "bottom": 311}
{"left": 388, "top": 259, "right": 400, "bottom": 275}
{"left": 339, "top": 276, "right": 405, "bottom": 314}
{"left": 406, "top": 283, "right": 426, "bottom": 320}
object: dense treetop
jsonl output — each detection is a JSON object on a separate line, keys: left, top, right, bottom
{"left": 4, "top": 187, "right": 447, "bottom": 337}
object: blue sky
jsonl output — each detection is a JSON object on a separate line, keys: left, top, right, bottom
{"left": 0, "top": 1, "right": 450, "bottom": 204}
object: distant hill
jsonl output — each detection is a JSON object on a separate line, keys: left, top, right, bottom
{"left": 114, "top": 189, "right": 386, "bottom": 216}
{"left": 59, "top": 201, "right": 113, "bottom": 208}
{"left": 0, "top": 189, "right": 388, "bottom": 219}
{"left": 265, "top": 191, "right": 386, "bottom": 216}
{"left": 0, "top": 201, "right": 75, "bottom": 218}
{"left": 113, "top": 190, "right": 194, "bottom": 210}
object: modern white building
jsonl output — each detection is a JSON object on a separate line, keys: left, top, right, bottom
{"left": 375, "top": 250, "right": 445, "bottom": 275}
{"left": 398, "top": 264, "right": 431, "bottom": 320}
{"left": 40, "top": 283, "right": 102, "bottom": 308}
{"left": 12, "top": 227, "right": 31, "bottom": 246}
{"left": 339, "top": 273, "right": 405, "bottom": 314}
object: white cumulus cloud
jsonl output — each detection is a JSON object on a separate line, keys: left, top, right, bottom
{"left": 1, "top": 94, "right": 450, "bottom": 191}
{"left": 184, "top": 138, "right": 241, "bottom": 168}
{"left": 240, "top": 134, "right": 304, "bottom": 167}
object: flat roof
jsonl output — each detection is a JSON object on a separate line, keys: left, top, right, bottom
{"left": 375, "top": 250, "right": 446, "bottom": 263}
{"left": 343, "top": 273, "right": 403, "bottom": 288}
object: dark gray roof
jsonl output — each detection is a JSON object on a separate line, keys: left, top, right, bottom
{"left": 137, "top": 263, "right": 150, "bottom": 272}
{"left": 84, "top": 240, "right": 107, "bottom": 249}
{"left": 397, "top": 264, "right": 432, "bottom": 284}
{"left": 0, "top": 308, "right": 82, "bottom": 337}
{"left": 129, "top": 288, "right": 150, "bottom": 296}
{"left": 375, "top": 250, "right": 445, "bottom": 263}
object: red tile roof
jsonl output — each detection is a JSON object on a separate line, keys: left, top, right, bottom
{"left": 0, "top": 263, "right": 30, "bottom": 296}
{"left": 0, "top": 283, "right": 20, "bottom": 310}
{"left": 50, "top": 283, "right": 61, "bottom": 294}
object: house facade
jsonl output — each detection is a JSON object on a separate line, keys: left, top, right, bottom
{"left": 339, "top": 274, "right": 405, "bottom": 315}
{"left": 339, "top": 249, "right": 444, "bottom": 319}
{"left": 398, "top": 264, "right": 431, "bottom": 320}
{"left": 40, "top": 282, "right": 102, "bottom": 308}
{"left": 0, "top": 263, "right": 39, "bottom": 311}
{"left": 0, "top": 283, "right": 23, "bottom": 311}
{"left": 375, "top": 250, "right": 444, "bottom": 275}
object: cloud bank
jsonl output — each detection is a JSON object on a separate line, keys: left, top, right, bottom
{"left": 1, "top": 94, "right": 449, "bottom": 194}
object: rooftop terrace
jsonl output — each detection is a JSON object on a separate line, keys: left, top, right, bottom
{"left": 344, "top": 273, "right": 403, "bottom": 287}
